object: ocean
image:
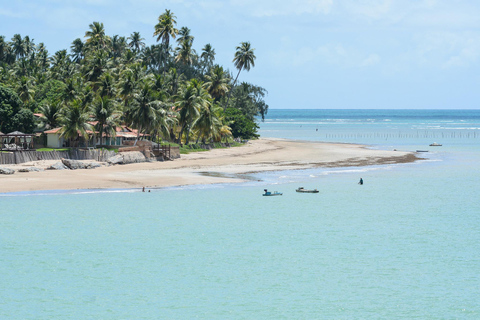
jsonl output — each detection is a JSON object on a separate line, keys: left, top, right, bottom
{"left": 1, "top": 109, "right": 479, "bottom": 319}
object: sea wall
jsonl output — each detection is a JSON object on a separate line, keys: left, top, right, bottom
{"left": 0, "top": 149, "right": 116, "bottom": 165}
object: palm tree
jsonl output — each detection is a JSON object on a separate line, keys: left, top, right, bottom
{"left": 92, "top": 96, "right": 121, "bottom": 145}
{"left": 174, "top": 38, "right": 194, "bottom": 66}
{"left": 200, "top": 43, "right": 215, "bottom": 73}
{"left": 70, "top": 38, "right": 85, "bottom": 63}
{"left": 225, "top": 42, "right": 256, "bottom": 109}
{"left": 85, "top": 22, "right": 110, "bottom": 51}
{"left": 127, "top": 81, "right": 162, "bottom": 145}
{"left": 177, "top": 27, "right": 194, "bottom": 45}
{"left": 37, "top": 103, "right": 61, "bottom": 130}
{"left": 204, "top": 65, "right": 229, "bottom": 103}
{"left": 0, "top": 36, "right": 6, "bottom": 62}
{"left": 97, "top": 72, "right": 116, "bottom": 98}
{"left": 154, "top": 10, "right": 178, "bottom": 49}
{"left": 58, "top": 100, "right": 93, "bottom": 147}
{"left": 11, "top": 34, "right": 26, "bottom": 60}
{"left": 174, "top": 79, "right": 210, "bottom": 144}
{"left": 128, "top": 32, "right": 145, "bottom": 53}
{"left": 118, "top": 68, "right": 137, "bottom": 107}
{"left": 16, "top": 76, "right": 35, "bottom": 103}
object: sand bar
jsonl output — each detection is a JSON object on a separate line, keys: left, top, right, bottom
{"left": 0, "top": 138, "right": 419, "bottom": 193}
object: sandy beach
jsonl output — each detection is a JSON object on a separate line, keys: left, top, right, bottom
{"left": 0, "top": 138, "right": 419, "bottom": 193}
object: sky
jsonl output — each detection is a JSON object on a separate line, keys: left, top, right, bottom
{"left": 2, "top": 0, "right": 480, "bottom": 109}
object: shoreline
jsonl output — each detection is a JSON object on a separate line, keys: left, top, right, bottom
{"left": 0, "top": 138, "right": 421, "bottom": 194}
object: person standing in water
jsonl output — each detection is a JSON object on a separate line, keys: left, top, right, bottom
{"left": 358, "top": 178, "right": 363, "bottom": 185}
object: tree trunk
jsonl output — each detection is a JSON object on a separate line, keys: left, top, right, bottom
{"left": 224, "top": 68, "right": 242, "bottom": 110}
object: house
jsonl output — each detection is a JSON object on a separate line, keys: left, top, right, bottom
{"left": 44, "top": 125, "right": 146, "bottom": 148}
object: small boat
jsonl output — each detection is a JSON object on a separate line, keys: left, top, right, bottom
{"left": 296, "top": 187, "right": 319, "bottom": 193}
{"left": 416, "top": 150, "right": 429, "bottom": 153}
{"left": 263, "top": 189, "right": 282, "bottom": 196}
{"left": 429, "top": 142, "right": 442, "bottom": 146}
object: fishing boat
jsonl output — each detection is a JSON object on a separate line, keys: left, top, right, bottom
{"left": 429, "top": 142, "right": 442, "bottom": 146}
{"left": 296, "top": 187, "right": 319, "bottom": 193}
{"left": 263, "top": 189, "right": 283, "bottom": 196}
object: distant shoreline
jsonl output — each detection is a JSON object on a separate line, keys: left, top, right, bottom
{"left": 0, "top": 138, "right": 420, "bottom": 194}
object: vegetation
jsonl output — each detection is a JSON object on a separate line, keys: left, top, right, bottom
{"left": 0, "top": 10, "right": 268, "bottom": 145}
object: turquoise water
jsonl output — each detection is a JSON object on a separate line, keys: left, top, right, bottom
{"left": 2, "top": 109, "right": 480, "bottom": 319}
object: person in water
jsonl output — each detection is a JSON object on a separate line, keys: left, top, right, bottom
{"left": 358, "top": 178, "right": 363, "bottom": 185}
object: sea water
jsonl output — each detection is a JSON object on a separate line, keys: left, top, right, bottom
{"left": 1, "top": 109, "right": 480, "bottom": 319}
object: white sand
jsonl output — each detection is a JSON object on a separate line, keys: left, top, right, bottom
{"left": 0, "top": 138, "right": 419, "bottom": 193}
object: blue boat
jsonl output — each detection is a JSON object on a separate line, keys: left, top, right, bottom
{"left": 263, "top": 189, "right": 283, "bottom": 196}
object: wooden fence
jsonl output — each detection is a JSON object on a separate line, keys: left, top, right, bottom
{"left": 0, "top": 149, "right": 116, "bottom": 165}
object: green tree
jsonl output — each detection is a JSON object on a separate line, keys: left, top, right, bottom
{"left": 224, "top": 107, "right": 259, "bottom": 139}
{"left": 57, "top": 100, "right": 93, "bottom": 147}
{"left": 204, "top": 65, "right": 229, "bottom": 103}
{"left": 0, "top": 85, "right": 23, "bottom": 132}
{"left": 153, "top": 10, "right": 178, "bottom": 50}
{"left": 128, "top": 32, "right": 145, "bottom": 53}
{"left": 92, "top": 96, "right": 121, "bottom": 145}
{"left": 226, "top": 42, "right": 256, "bottom": 109}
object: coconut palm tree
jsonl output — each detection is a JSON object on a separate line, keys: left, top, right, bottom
{"left": 97, "top": 72, "right": 116, "bottom": 98}
{"left": 92, "top": 96, "right": 121, "bottom": 145}
{"left": 70, "top": 38, "right": 85, "bottom": 63}
{"left": 200, "top": 43, "right": 215, "bottom": 74}
{"left": 174, "top": 79, "right": 210, "bottom": 144}
{"left": 118, "top": 68, "right": 137, "bottom": 107}
{"left": 85, "top": 22, "right": 110, "bottom": 51}
{"left": 153, "top": 10, "right": 178, "bottom": 49}
{"left": 177, "top": 27, "right": 193, "bottom": 46}
{"left": 16, "top": 76, "right": 35, "bottom": 103}
{"left": 11, "top": 34, "right": 25, "bottom": 59}
{"left": 204, "top": 65, "right": 229, "bottom": 103}
{"left": 127, "top": 80, "right": 163, "bottom": 145}
{"left": 37, "top": 102, "right": 61, "bottom": 130}
{"left": 128, "top": 32, "right": 145, "bottom": 53}
{"left": 225, "top": 41, "right": 256, "bottom": 109}
{"left": 57, "top": 100, "right": 93, "bottom": 147}
{"left": 174, "top": 38, "right": 194, "bottom": 66}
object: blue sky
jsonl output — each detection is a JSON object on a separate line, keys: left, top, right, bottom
{"left": 2, "top": 0, "right": 480, "bottom": 109}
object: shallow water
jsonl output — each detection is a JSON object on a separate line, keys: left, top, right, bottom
{"left": 1, "top": 109, "right": 480, "bottom": 319}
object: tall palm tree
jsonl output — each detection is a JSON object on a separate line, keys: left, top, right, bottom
{"left": 128, "top": 32, "right": 145, "bottom": 53}
{"left": 11, "top": 34, "right": 25, "bottom": 59}
{"left": 204, "top": 65, "right": 229, "bottom": 103}
{"left": 177, "top": 27, "right": 194, "bottom": 46}
{"left": 127, "top": 81, "right": 162, "bottom": 145}
{"left": 118, "top": 68, "right": 137, "bottom": 107}
{"left": 58, "top": 100, "right": 93, "bottom": 147}
{"left": 200, "top": 43, "right": 215, "bottom": 74}
{"left": 225, "top": 41, "right": 256, "bottom": 109}
{"left": 174, "top": 38, "right": 194, "bottom": 66}
{"left": 92, "top": 96, "right": 121, "bottom": 145}
{"left": 174, "top": 79, "right": 210, "bottom": 144}
{"left": 154, "top": 10, "right": 178, "bottom": 49}
{"left": 70, "top": 38, "right": 85, "bottom": 63}
{"left": 85, "top": 22, "right": 110, "bottom": 51}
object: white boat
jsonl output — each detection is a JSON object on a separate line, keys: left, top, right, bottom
{"left": 429, "top": 142, "right": 442, "bottom": 146}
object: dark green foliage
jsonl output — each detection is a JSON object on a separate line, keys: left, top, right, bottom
{"left": 231, "top": 82, "right": 269, "bottom": 121}
{"left": 10, "top": 108, "right": 35, "bottom": 133}
{"left": 34, "top": 79, "right": 66, "bottom": 108}
{"left": 224, "top": 107, "right": 259, "bottom": 139}
{"left": 0, "top": 85, "right": 35, "bottom": 133}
